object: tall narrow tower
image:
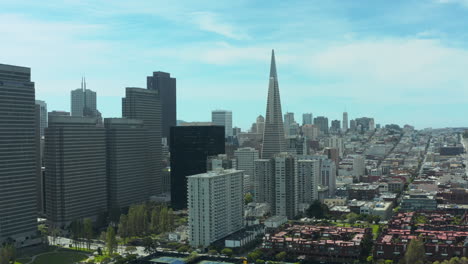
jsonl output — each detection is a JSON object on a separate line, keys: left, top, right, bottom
{"left": 261, "top": 50, "right": 286, "bottom": 159}
{"left": 343, "top": 112, "right": 349, "bottom": 132}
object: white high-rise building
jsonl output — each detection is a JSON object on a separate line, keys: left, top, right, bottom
{"left": 211, "top": 110, "right": 233, "bottom": 138}
{"left": 235, "top": 147, "right": 259, "bottom": 192}
{"left": 342, "top": 112, "right": 348, "bottom": 132}
{"left": 188, "top": 169, "right": 244, "bottom": 248}
{"left": 256, "top": 115, "right": 265, "bottom": 136}
{"left": 273, "top": 153, "right": 298, "bottom": 219}
{"left": 297, "top": 159, "right": 320, "bottom": 205}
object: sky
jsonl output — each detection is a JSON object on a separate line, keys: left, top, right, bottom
{"left": 1, "top": 0, "right": 468, "bottom": 130}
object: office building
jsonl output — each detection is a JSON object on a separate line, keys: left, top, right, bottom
{"left": 302, "top": 124, "right": 319, "bottom": 141}
{"left": 320, "top": 159, "right": 337, "bottom": 197}
{"left": 273, "top": 153, "right": 298, "bottom": 219}
{"left": 284, "top": 112, "right": 294, "bottom": 135}
{"left": 0, "top": 64, "right": 38, "bottom": 245}
{"left": 355, "top": 117, "right": 374, "bottom": 132}
{"left": 188, "top": 169, "right": 244, "bottom": 247}
{"left": 234, "top": 147, "right": 259, "bottom": 191}
{"left": 254, "top": 159, "right": 274, "bottom": 205}
{"left": 147, "top": 71, "right": 176, "bottom": 141}
{"left": 45, "top": 116, "right": 106, "bottom": 226}
{"left": 261, "top": 50, "right": 286, "bottom": 159}
{"left": 207, "top": 154, "right": 235, "bottom": 171}
{"left": 326, "top": 136, "right": 344, "bottom": 157}
{"left": 353, "top": 155, "right": 365, "bottom": 180}
{"left": 212, "top": 110, "right": 233, "bottom": 138}
{"left": 297, "top": 159, "right": 320, "bottom": 205}
{"left": 256, "top": 115, "right": 265, "bottom": 136}
{"left": 302, "top": 113, "right": 313, "bottom": 125}
{"left": 71, "top": 78, "right": 98, "bottom": 117}
{"left": 35, "top": 100, "right": 47, "bottom": 137}
{"left": 350, "top": 120, "right": 357, "bottom": 131}
{"left": 48, "top": 111, "right": 70, "bottom": 118}
{"left": 35, "top": 104, "right": 43, "bottom": 214}
{"left": 105, "top": 118, "right": 150, "bottom": 210}
{"left": 331, "top": 120, "right": 341, "bottom": 133}
{"left": 314, "top": 116, "right": 329, "bottom": 135}
{"left": 286, "top": 136, "right": 307, "bottom": 155}
{"left": 170, "top": 125, "right": 225, "bottom": 210}
{"left": 122, "top": 87, "right": 162, "bottom": 196}
{"left": 342, "top": 112, "right": 348, "bottom": 132}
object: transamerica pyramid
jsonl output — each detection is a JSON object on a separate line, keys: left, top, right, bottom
{"left": 261, "top": 50, "right": 286, "bottom": 159}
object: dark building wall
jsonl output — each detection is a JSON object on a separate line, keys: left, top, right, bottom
{"left": 105, "top": 118, "right": 150, "bottom": 210}
{"left": 0, "top": 64, "right": 38, "bottom": 244}
{"left": 147, "top": 72, "right": 176, "bottom": 141}
{"left": 122, "top": 88, "right": 162, "bottom": 196}
{"left": 170, "top": 126, "right": 225, "bottom": 210}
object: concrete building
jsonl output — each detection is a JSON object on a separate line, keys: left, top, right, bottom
{"left": 170, "top": 125, "right": 225, "bottom": 210}
{"left": 235, "top": 147, "right": 259, "bottom": 191}
{"left": 254, "top": 159, "right": 275, "bottom": 208}
{"left": 330, "top": 119, "right": 341, "bottom": 133}
{"left": 256, "top": 115, "right": 265, "bottom": 136}
{"left": 35, "top": 100, "right": 47, "bottom": 137}
{"left": 0, "top": 63, "right": 38, "bottom": 246}
{"left": 314, "top": 116, "right": 329, "bottom": 135}
{"left": 207, "top": 154, "right": 236, "bottom": 171}
{"left": 70, "top": 78, "right": 98, "bottom": 117}
{"left": 283, "top": 112, "right": 294, "bottom": 136}
{"left": 297, "top": 159, "right": 320, "bottom": 206}
{"left": 320, "top": 159, "right": 337, "bottom": 197}
{"left": 45, "top": 116, "right": 106, "bottom": 227}
{"left": 353, "top": 155, "right": 366, "bottom": 180}
{"left": 326, "top": 136, "right": 344, "bottom": 157}
{"left": 342, "top": 112, "right": 348, "bottom": 132}
{"left": 188, "top": 169, "right": 244, "bottom": 248}
{"left": 147, "top": 71, "right": 176, "bottom": 141}
{"left": 212, "top": 110, "right": 233, "bottom": 138}
{"left": 105, "top": 118, "right": 150, "bottom": 210}
{"left": 302, "top": 113, "right": 313, "bottom": 125}
{"left": 302, "top": 124, "right": 319, "bottom": 141}
{"left": 261, "top": 50, "right": 286, "bottom": 159}
{"left": 122, "top": 87, "right": 162, "bottom": 196}
{"left": 401, "top": 190, "right": 437, "bottom": 211}
{"left": 273, "top": 153, "right": 298, "bottom": 219}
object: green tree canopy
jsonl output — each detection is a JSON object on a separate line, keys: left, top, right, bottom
{"left": 403, "top": 237, "right": 425, "bottom": 264}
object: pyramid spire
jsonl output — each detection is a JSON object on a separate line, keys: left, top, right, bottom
{"left": 261, "top": 49, "right": 286, "bottom": 159}
{"left": 269, "top": 49, "right": 277, "bottom": 78}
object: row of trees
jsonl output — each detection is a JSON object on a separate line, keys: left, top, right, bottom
{"left": 69, "top": 218, "right": 94, "bottom": 249}
{"left": 117, "top": 203, "right": 175, "bottom": 240}
{"left": 0, "top": 244, "right": 15, "bottom": 264}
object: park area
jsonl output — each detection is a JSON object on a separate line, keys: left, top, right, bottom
{"left": 14, "top": 248, "right": 89, "bottom": 264}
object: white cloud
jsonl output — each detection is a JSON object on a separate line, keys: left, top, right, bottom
{"left": 435, "top": 0, "right": 468, "bottom": 6}
{"left": 190, "top": 12, "right": 249, "bottom": 40}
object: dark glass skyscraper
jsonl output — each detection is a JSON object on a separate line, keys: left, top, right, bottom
{"left": 147, "top": 72, "right": 176, "bottom": 141}
{"left": 122, "top": 87, "right": 162, "bottom": 196}
{"left": 170, "top": 125, "right": 225, "bottom": 210}
{"left": 0, "top": 63, "right": 38, "bottom": 245}
{"left": 261, "top": 50, "right": 286, "bottom": 159}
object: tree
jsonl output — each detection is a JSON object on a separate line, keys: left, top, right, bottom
{"left": 38, "top": 224, "right": 49, "bottom": 246}
{"left": 143, "top": 237, "right": 157, "bottom": 254}
{"left": 118, "top": 215, "right": 128, "bottom": 242}
{"left": 150, "top": 209, "right": 159, "bottom": 233}
{"left": 346, "top": 213, "right": 359, "bottom": 225}
{"left": 248, "top": 251, "right": 261, "bottom": 262}
{"left": 84, "top": 218, "right": 94, "bottom": 250}
{"left": 366, "top": 256, "right": 373, "bottom": 263}
{"left": 245, "top": 193, "right": 253, "bottom": 205}
{"left": 208, "top": 249, "right": 218, "bottom": 255}
{"left": 106, "top": 226, "right": 117, "bottom": 255}
{"left": 275, "top": 251, "right": 287, "bottom": 261}
{"left": 221, "top": 248, "right": 233, "bottom": 257}
{"left": 402, "top": 237, "right": 425, "bottom": 264}
{"left": 306, "top": 200, "right": 329, "bottom": 219}
{"left": 177, "top": 245, "right": 189, "bottom": 253}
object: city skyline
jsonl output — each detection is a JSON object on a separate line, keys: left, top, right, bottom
{"left": 2, "top": 0, "right": 468, "bottom": 129}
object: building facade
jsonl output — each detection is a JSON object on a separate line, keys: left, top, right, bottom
{"left": 297, "top": 159, "right": 320, "bottom": 206}
{"left": 45, "top": 116, "right": 107, "bottom": 227}
{"left": 234, "top": 147, "right": 259, "bottom": 191}
{"left": 212, "top": 110, "right": 233, "bottom": 138}
{"left": 170, "top": 125, "right": 225, "bottom": 210}
{"left": 188, "top": 169, "right": 244, "bottom": 247}
{"left": 122, "top": 87, "right": 162, "bottom": 196}
{"left": 274, "top": 153, "right": 298, "bottom": 219}
{"left": 147, "top": 71, "right": 176, "bottom": 141}
{"left": 0, "top": 63, "right": 38, "bottom": 245}
{"left": 342, "top": 112, "right": 348, "bottom": 132}
{"left": 70, "top": 78, "right": 97, "bottom": 117}
{"left": 302, "top": 113, "right": 313, "bottom": 125}
{"left": 35, "top": 100, "right": 47, "bottom": 137}
{"left": 314, "top": 116, "right": 329, "bottom": 135}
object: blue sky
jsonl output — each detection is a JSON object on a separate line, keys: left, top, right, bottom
{"left": 1, "top": 0, "right": 468, "bottom": 130}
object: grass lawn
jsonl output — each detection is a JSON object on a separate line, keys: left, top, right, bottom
{"left": 15, "top": 258, "right": 32, "bottom": 264}
{"left": 371, "top": 224, "right": 380, "bottom": 239}
{"left": 32, "top": 252, "right": 88, "bottom": 264}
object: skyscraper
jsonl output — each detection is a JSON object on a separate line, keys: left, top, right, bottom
{"left": 170, "top": 125, "right": 225, "bottom": 210}
{"left": 45, "top": 116, "right": 107, "bottom": 226}
{"left": 0, "top": 63, "right": 38, "bottom": 245}
{"left": 273, "top": 153, "right": 298, "bottom": 219}
{"left": 261, "top": 50, "right": 286, "bottom": 159}
{"left": 302, "top": 113, "right": 313, "bottom": 125}
{"left": 211, "top": 110, "right": 233, "bottom": 138}
{"left": 314, "top": 116, "right": 329, "bottom": 135}
{"left": 71, "top": 78, "right": 97, "bottom": 117}
{"left": 297, "top": 159, "right": 320, "bottom": 206}
{"left": 122, "top": 87, "right": 162, "bottom": 196}
{"left": 147, "top": 72, "right": 176, "bottom": 141}
{"left": 331, "top": 120, "right": 341, "bottom": 133}
{"left": 188, "top": 169, "right": 244, "bottom": 248}
{"left": 105, "top": 118, "right": 150, "bottom": 210}
{"left": 35, "top": 100, "right": 47, "bottom": 137}
{"left": 256, "top": 115, "right": 265, "bottom": 135}
{"left": 342, "top": 112, "right": 348, "bottom": 132}
{"left": 283, "top": 112, "right": 295, "bottom": 136}
{"left": 234, "top": 147, "right": 259, "bottom": 191}
{"left": 254, "top": 159, "right": 274, "bottom": 205}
